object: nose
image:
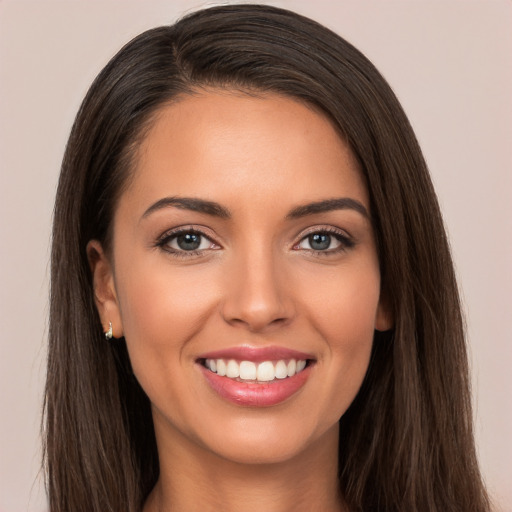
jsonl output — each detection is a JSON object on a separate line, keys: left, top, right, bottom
{"left": 221, "top": 248, "right": 295, "bottom": 333}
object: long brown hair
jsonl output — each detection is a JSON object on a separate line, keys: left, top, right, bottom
{"left": 44, "top": 4, "right": 490, "bottom": 511}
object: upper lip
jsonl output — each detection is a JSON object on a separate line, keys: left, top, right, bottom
{"left": 197, "top": 345, "right": 315, "bottom": 363}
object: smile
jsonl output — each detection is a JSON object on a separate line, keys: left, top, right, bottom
{"left": 203, "top": 358, "right": 307, "bottom": 382}
{"left": 197, "top": 346, "right": 315, "bottom": 407}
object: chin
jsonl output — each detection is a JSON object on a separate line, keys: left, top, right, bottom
{"left": 191, "top": 413, "right": 340, "bottom": 467}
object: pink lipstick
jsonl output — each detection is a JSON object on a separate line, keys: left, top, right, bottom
{"left": 197, "top": 346, "right": 315, "bottom": 407}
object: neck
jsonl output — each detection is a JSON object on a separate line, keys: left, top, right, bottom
{"left": 144, "top": 420, "right": 345, "bottom": 512}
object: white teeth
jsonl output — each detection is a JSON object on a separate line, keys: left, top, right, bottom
{"left": 205, "top": 358, "right": 309, "bottom": 382}
{"left": 287, "top": 359, "right": 296, "bottom": 377}
{"left": 275, "top": 360, "right": 288, "bottom": 379}
{"left": 239, "top": 361, "right": 257, "bottom": 380}
{"left": 257, "top": 361, "right": 275, "bottom": 381}
{"left": 296, "top": 360, "right": 306, "bottom": 372}
{"left": 216, "top": 359, "right": 226, "bottom": 376}
{"left": 226, "top": 359, "right": 239, "bottom": 378}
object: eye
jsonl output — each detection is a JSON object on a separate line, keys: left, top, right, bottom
{"left": 301, "top": 233, "right": 337, "bottom": 251}
{"left": 170, "top": 232, "right": 210, "bottom": 251}
{"left": 157, "top": 228, "right": 219, "bottom": 256}
{"left": 294, "top": 229, "right": 354, "bottom": 254}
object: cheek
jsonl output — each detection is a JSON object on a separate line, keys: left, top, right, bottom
{"left": 299, "top": 256, "right": 381, "bottom": 346}
{"left": 113, "top": 257, "right": 221, "bottom": 383}
{"left": 296, "top": 258, "right": 380, "bottom": 416}
{"left": 325, "top": 269, "right": 378, "bottom": 368}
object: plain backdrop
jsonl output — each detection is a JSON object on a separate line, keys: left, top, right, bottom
{"left": 0, "top": 1, "right": 510, "bottom": 511}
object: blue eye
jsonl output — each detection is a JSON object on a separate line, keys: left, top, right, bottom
{"left": 157, "top": 229, "right": 218, "bottom": 255}
{"left": 307, "top": 233, "right": 332, "bottom": 250}
{"left": 174, "top": 232, "right": 203, "bottom": 251}
{"left": 296, "top": 229, "right": 353, "bottom": 253}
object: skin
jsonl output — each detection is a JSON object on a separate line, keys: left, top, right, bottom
{"left": 88, "top": 90, "right": 392, "bottom": 512}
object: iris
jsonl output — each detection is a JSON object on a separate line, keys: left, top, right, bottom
{"left": 177, "top": 233, "right": 202, "bottom": 251}
{"left": 309, "top": 233, "right": 331, "bottom": 251}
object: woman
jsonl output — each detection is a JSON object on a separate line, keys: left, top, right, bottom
{"left": 44, "top": 4, "right": 491, "bottom": 512}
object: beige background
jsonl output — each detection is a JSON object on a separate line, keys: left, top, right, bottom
{"left": 0, "top": 1, "right": 510, "bottom": 511}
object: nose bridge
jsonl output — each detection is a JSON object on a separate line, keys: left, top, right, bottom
{"left": 221, "top": 237, "right": 293, "bottom": 331}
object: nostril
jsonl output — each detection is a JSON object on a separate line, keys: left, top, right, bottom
{"left": 220, "top": 278, "right": 295, "bottom": 331}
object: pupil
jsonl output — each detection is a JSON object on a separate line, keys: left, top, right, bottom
{"left": 309, "top": 233, "right": 330, "bottom": 250}
{"left": 177, "top": 233, "right": 201, "bottom": 251}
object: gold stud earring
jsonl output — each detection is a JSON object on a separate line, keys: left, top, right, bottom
{"left": 105, "top": 321, "right": 113, "bottom": 340}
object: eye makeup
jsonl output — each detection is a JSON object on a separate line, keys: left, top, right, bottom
{"left": 155, "top": 225, "right": 221, "bottom": 259}
{"left": 293, "top": 226, "right": 355, "bottom": 256}
{"left": 154, "top": 223, "right": 356, "bottom": 260}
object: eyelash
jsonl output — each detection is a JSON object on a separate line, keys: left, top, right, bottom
{"left": 293, "top": 227, "right": 355, "bottom": 255}
{"left": 156, "top": 227, "right": 219, "bottom": 259}
{"left": 155, "top": 226, "right": 354, "bottom": 258}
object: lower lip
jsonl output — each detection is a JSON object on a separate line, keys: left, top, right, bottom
{"left": 199, "top": 364, "right": 312, "bottom": 407}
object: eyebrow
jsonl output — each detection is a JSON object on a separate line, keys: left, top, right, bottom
{"left": 142, "top": 197, "right": 231, "bottom": 219}
{"left": 286, "top": 198, "right": 369, "bottom": 219}
{"left": 141, "top": 196, "right": 368, "bottom": 221}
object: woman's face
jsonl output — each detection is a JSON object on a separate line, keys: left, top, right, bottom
{"left": 91, "top": 90, "right": 391, "bottom": 465}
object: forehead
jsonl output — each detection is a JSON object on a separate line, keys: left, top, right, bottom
{"left": 121, "top": 90, "right": 368, "bottom": 217}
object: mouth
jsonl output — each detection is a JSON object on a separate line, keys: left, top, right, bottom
{"left": 199, "top": 357, "right": 310, "bottom": 383}
{"left": 196, "top": 346, "right": 316, "bottom": 407}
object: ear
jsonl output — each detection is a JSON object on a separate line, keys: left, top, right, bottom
{"left": 375, "top": 293, "right": 394, "bottom": 332}
{"left": 86, "top": 240, "right": 123, "bottom": 339}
